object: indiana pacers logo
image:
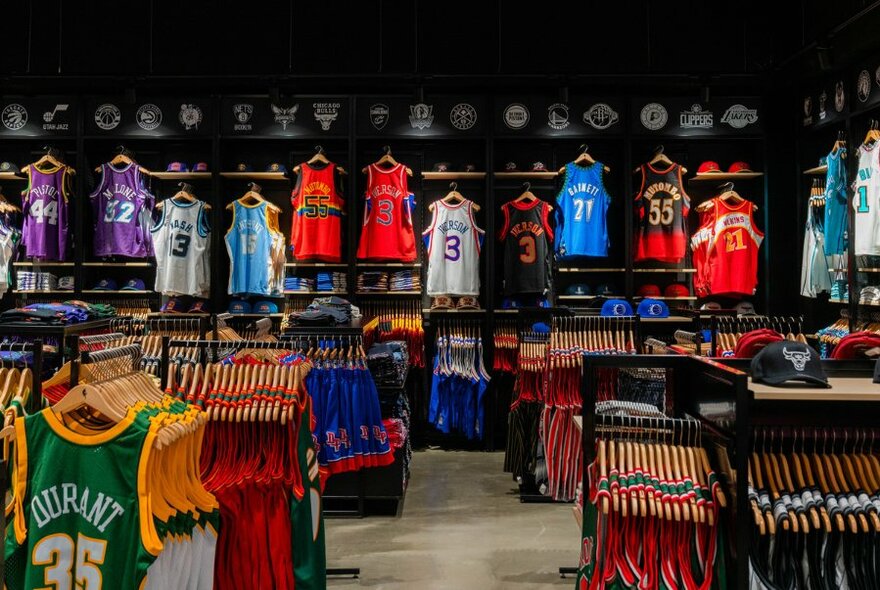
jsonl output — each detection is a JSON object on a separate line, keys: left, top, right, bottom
{"left": 640, "top": 103, "right": 668, "bottom": 130}
{"left": 1, "top": 104, "right": 27, "bottom": 130}
{"left": 450, "top": 103, "right": 477, "bottom": 130}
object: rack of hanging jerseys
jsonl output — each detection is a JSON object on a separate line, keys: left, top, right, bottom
{"left": 710, "top": 315, "right": 807, "bottom": 357}
{"left": 161, "top": 338, "right": 328, "bottom": 590}
{"left": 2, "top": 342, "right": 219, "bottom": 590}
{"left": 492, "top": 318, "right": 518, "bottom": 373}
{"left": 360, "top": 300, "right": 425, "bottom": 368}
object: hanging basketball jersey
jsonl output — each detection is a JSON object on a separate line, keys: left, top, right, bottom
{"left": 356, "top": 163, "right": 416, "bottom": 261}
{"left": 423, "top": 198, "right": 484, "bottom": 296}
{"left": 226, "top": 200, "right": 279, "bottom": 296}
{"left": 690, "top": 207, "right": 715, "bottom": 298}
{"left": 90, "top": 162, "right": 155, "bottom": 258}
{"left": 554, "top": 162, "right": 610, "bottom": 258}
{"left": 824, "top": 146, "right": 848, "bottom": 255}
{"left": 705, "top": 198, "right": 764, "bottom": 296}
{"left": 152, "top": 199, "right": 211, "bottom": 297}
{"left": 22, "top": 162, "right": 71, "bottom": 261}
{"left": 852, "top": 143, "right": 880, "bottom": 256}
{"left": 634, "top": 162, "right": 690, "bottom": 263}
{"left": 291, "top": 162, "right": 345, "bottom": 262}
{"left": 499, "top": 199, "right": 553, "bottom": 296}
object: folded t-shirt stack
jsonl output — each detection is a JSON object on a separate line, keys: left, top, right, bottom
{"left": 357, "top": 271, "right": 388, "bottom": 292}
{"left": 316, "top": 272, "right": 347, "bottom": 292}
{"left": 16, "top": 272, "right": 58, "bottom": 292}
{"left": 288, "top": 296, "right": 355, "bottom": 327}
{"left": 389, "top": 270, "right": 420, "bottom": 292}
{"left": 367, "top": 340, "right": 410, "bottom": 388}
{"left": 0, "top": 302, "right": 90, "bottom": 325}
{"left": 284, "top": 277, "right": 316, "bottom": 292}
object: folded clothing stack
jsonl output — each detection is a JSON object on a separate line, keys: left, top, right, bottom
{"left": 288, "top": 296, "right": 354, "bottom": 326}
{"left": 357, "top": 271, "right": 388, "bottom": 292}
{"left": 316, "top": 272, "right": 347, "bottom": 292}
{"left": 16, "top": 272, "right": 58, "bottom": 292}
{"left": 389, "top": 270, "right": 421, "bottom": 292}
{"left": 0, "top": 300, "right": 115, "bottom": 325}
{"left": 367, "top": 340, "right": 410, "bottom": 388}
{"left": 284, "top": 277, "right": 316, "bottom": 292}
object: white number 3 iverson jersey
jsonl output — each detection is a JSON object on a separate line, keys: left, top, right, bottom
{"left": 423, "top": 199, "right": 484, "bottom": 296}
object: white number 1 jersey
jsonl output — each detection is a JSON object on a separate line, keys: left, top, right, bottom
{"left": 853, "top": 143, "right": 880, "bottom": 256}
{"left": 151, "top": 199, "right": 211, "bottom": 297}
{"left": 423, "top": 199, "right": 484, "bottom": 296}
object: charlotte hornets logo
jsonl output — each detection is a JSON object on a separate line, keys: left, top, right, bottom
{"left": 271, "top": 104, "right": 299, "bottom": 130}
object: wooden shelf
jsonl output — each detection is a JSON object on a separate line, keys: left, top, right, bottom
{"left": 80, "top": 290, "right": 156, "bottom": 295}
{"left": 634, "top": 296, "right": 697, "bottom": 301}
{"left": 494, "top": 171, "right": 558, "bottom": 180}
{"left": 640, "top": 316, "right": 692, "bottom": 323}
{"left": 858, "top": 268, "right": 880, "bottom": 273}
{"left": 228, "top": 313, "right": 286, "bottom": 319}
{"left": 422, "top": 172, "right": 487, "bottom": 180}
{"left": 285, "top": 262, "right": 347, "bottom": 268}
{"left": 633, "top": 268, "right": 696, "bottom": 273}
{"left": 357, "top": 262, "right": 422, "bottom": 268}
{"left": 13, "top": 261, "right": 75, "bottom": 267}
{"left": 422, "top": 308, "right": 486, "bottom": 314}
{"left": 283, "top": 291, "right": 347, "bottom": 296}
{"left": 558, "top": 267, "right": 626, "bottom": 273}
{"left": 750, "top": 377, "right": 880, "bottom": 401}
{"left": 14, "top": 290, "right": 73, "bottom": 295}
{"left": 82, "top": 262, "right": 154, "bottom": 268}
{"left": 690, "top": 172, "right": 763, "bottom": 181}
{"left": 219, "top": 172, "right": 288, "bottom": 181}
{"left": 557, "top": 295, "right": 599, "bottom": 300}
{"left": 356, "top": 291, "right": 421, "bottom": 296}
{"left": 151, "top": 172, "right": 212, "bottom": 180}
{"left": 0, "top": 172, "right": 26, "bottom": 181}
{"left": 803, "top": 165, "right": 828, "bottom": 176}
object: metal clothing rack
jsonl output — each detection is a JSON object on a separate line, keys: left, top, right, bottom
{"left": 71, "top": 343, "right": 143, "bottom": 386}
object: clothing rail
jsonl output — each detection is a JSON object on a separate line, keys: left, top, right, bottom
{"left": 72, "top": 343, "right": 143, "bottom": 386}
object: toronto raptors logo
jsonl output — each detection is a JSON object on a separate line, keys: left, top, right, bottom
{"left": 583, "top": 103, "right": 619, "bottom": 130}
{"left": 1, "top": 104, "right": 27, "bottom": 131}
{"left": 136, "top": 104, "right": 163, "bottom": 130}
{"left": 271, "top": 104, "right": 299, "bottom": 130}
{"left": 179, "top": 103, "right": 203, "bottom": 130}
{"left": 858, "top": 70, "right": 871, "bottom": 103}
{"left": 95, "top": 104, "right": 121, "bottom": 130}
{"left": 580, "top": 537, "right": 594, "bottom": 566}
{"left": 409, "top": 103, "right": 434, "bottom": 129}
{"left": 450, "top": 103, "right": 477, "bottom": 130}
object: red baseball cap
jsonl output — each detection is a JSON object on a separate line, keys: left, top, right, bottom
{"left": 664, "top": 283, "right": 690, "bottom": 298}
{"left": 728, "top": 161, "right": 752, "bottom": 173}
{"left": 830, "top": 332, "right": 880, "bottom": 359}
{"left": 734, "top": 328, "right": 783, "bottom": 358}
{"left": 697, "top": 161, "right": 721, "bottom": 174}
{"left": 637, "top": 284, "right": 662, "bottom": 297}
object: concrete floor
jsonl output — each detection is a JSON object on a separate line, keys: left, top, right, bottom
{"left": 325, "top": 450, "right": 580, "bottom": 590}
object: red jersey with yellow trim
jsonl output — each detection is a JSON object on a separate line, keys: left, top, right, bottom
{"left": 290, "top": 162, "right": 345, "bottom": 262}
{"left": 634, "top": 162, "right": 690, "bottom": 263}
{"left": 705, "top": 197, "right": 763, "bottom": 296}
{"left": 356, "top": 163, "right": 417, "bottom": 261}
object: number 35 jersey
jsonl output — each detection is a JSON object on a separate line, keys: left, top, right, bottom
{"left": 90, "top": 162, "right": 155, "bottom": 258}
{"left": 634, "top": 162, "right": 690, "bottom": 263}
{"left": 499, "top": 199, "right": 553, "bottom": 296}
{"left": 151, "top": 199, "right": 211, "bottom": 297}
{"left": 356, "top": 163, "right": 417, "bottom": 261}
{"left": 290, "top": 162, "right": 345, "bottom": 262}
{"left": 423, "top": 199, "right": 484, "bottom": 296}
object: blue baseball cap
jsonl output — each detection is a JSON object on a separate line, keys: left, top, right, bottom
{"left": 601, "top": 299, "right": 633, "bottom": 317}
{"left": 532, "top": 322, "right": 551, "bottom": 333}
{"left": 636, "top": 298, "right": 670, "bottom": 318}
{"left": 229, "top": 300, "right": 251, "bottom": 314}
{"left": 121, "top": 278, "right": 146, "bottom": 291}
{"left": 93, "top": 278, "right": 118, "bottom": 291}
{"left": 266, "top": 163, "right": 288, "bottom": 174}
{"left": 566, "top": 283, "right": 591, "bottom": 296}
{"left": 595, "top": 283, "right": 616, "bottom": 297}
{"left": 161, "top": 297, "right": 186, "bottom": 313}
{"left": 253, "top": 300, "right": 279, "bottom": 314}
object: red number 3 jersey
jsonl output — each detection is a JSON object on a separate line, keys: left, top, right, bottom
{"left": 356, "top": 163, "right": 417, "bottom": 261}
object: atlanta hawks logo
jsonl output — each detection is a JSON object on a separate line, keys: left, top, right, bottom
{"left": 271, "top": 103, "right": 299, "bottom": 130}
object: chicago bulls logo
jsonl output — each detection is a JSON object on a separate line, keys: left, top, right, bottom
{"left": 782, "top": 347, "right": 810, "bottom": 371}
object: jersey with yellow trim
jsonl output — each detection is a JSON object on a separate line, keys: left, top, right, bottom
{"left": 291, "top": 162, "right": 345, "bottom": 262}
{"left": 5, "top": 406, "right": 162, "bottom": 590}
{"left": 704, "top": 197, "right": 764, "bottom": 296}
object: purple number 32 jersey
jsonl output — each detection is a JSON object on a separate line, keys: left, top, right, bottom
{"left": 22, "top": 163, "right": 72, "bottom": 261}
{"left": 90, "top": 162, "right": 155, "bottom": 258}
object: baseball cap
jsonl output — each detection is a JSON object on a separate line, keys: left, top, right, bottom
{"left": 266, "top": 163, "right": 288, "bottom": 174}
{"left": 566, "top": 283, "right": 591, "bottom": 296}
{"left": 188, "top": 300, "right": 208, "bottom": 313}
{"left": 734, "top": 329, "right": 783, "bottom": 358}
{"left": 166, "top": 162, "right": 188, "bottom": 172}
{"left": 530, "top": 162, "right": 548, "bottom": 172}
{"left": 120, "top": 278, "right": 145, "bottom": 291}
{"left": 192, "top": 162, "right": 209, "bottom": 172}
{"left": 637, "top": 284, "right": 662, "bottom": 297}
{"left": 636, "top": 298, "right": 670, "bottom": 318}
{"left": 532, "top": 322, "right": 551, "bottom": 333}
{"left": 751, "top": 341, "right": 829, "bottom": 388}
{"left": 697, "top": 161, "right": 721, "bottom": 174}
{"left": 728, "top": 161, "right": 752, "bottom": 173}
{"left": 229, "top": 300, "right": 252, "bottom": 314}
{"left": 58, "top": 276, "right": 75, "bottom": 291}
{"left": 830, "top": 332, "right": 880, "bottom": 360}
{"left": 595, "top": 283, "right": 616, "bottom": 297}
{"left": 161, "top": 297, "right": 187, "bottom": 313}
{"left": 92, "top": 278, "right": 117, "bottom": 291}
{"left": 664, "top": 283, "right": 690, "bottom": 298}
{"left": 253, "top": 300, "right": 279, "bottom": 314}
{"left": 235, "top": 162, "right": 253, "bottom": 172}
{"left": 0, "top": 162, "right": 17, "bottom": 173}
{"left": 463, "top": 164, "right": 477, "bottom": 173}
{"left": 432, "top": 162, "right": 452, "bottom": 172}
{"left": 601, "top": 299, "right": 633, "bottom": 317}
{"left": 735, "top": 301, "right": 756, "bottom": 315}
{"left": 701, "top": 302, "right": 723, "bottom": 310}
{"left": 504, "top": 162, "right": 518, "bottom": 172}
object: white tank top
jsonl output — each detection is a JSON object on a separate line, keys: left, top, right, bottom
{"left": 423, "top": 199, "right": 484, "bottom": 296}
{"left": 151, "top": 199, "right": 211, "bottom": 297}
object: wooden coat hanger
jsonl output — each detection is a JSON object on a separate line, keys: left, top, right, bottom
{"left": 227, "top": 182, "right": 281, "bottom": 213}
{"left": 362, "top": 146, "right": 413, "bottom": 176}
{"left": 863, "top": 121, "right": 880, "bottom": 147}
{"left": 513, "top": 182, "right": 553, "bottom": 211}
{"left": 294, "top": 145, "right": 348, "bottom": 175}
{"left": 559, "top": 144, "right": 611, "bottom": 174}
{"left": 0, "top": 187, "right": 20, "bottom": 213}
{"left": 95, "top": 146, "right": 148, "bottom": 175}
{"left": 633, "top": 145, "right": 687, "bottom": 174}
{"left": 32, "top": 145, "right": 76, "bottom": 175}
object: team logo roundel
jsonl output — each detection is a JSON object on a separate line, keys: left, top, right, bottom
{"left": 450, "top": 103, "right": 477, "bottom": 130}
{"left": 640, "top": 103, "right": 668, "bottom": 130}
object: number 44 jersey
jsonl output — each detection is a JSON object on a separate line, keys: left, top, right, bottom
{"left": 151, "top": 198, "right": 211, "bottom": 297}
{"left": 90, "top": 162, "right": 155, "bottom": 258}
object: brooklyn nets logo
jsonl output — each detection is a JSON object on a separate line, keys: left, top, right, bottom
{"left": 136, "top": 104, "right": 163, "bottom": 131}
{"left": 640, "top": 103, "right": 667, "bottom": 130}
{"left": 583, "top": 103, "right": 619, "bottom": 130}
{"left": 450, "top": 103, "right": 477, "bottom": 130}
{"left": 1, "top": 104, "right": 27, "bottom": 131}
{"left": 95, "top": 104, "right": 121, "bottom": 130}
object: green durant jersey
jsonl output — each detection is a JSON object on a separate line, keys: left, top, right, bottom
{"left": 6, "top": 407, "right": 163, "bottom": 590}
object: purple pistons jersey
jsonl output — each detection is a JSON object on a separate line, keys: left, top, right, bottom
{"left": 22, "top": 163, "right": 71, "bottom": 261}
{"left": 90, "top": 162, "right": 155, "bottom": 257}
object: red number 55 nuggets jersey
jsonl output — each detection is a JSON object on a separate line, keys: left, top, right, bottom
{"left": 356, "top": 163, "right": 417, "bottom": 261}
{"left": 290, "top": 162, "right": 345, "bottom": 262}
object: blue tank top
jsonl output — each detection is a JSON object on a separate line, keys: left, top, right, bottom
{"left": 225, "top": 201, "right": 273, "bottom": 295}
{"left": 554, "top": 162, "right": 611, "bottom": 258}
{"left": 824, "top": 147, "right": 848, "bottom": 255}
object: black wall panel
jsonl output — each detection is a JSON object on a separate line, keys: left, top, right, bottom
{"left": 153, "top": 0, "right": 218, "bottom": 74}
{"left": 417, "top": 1, "right": 498, "bottom": 74}
{"left": 378, "top": 0, "right": 417, "bottom": 73}
{"left": 0, "top": 1, "right": 33, "bottom": 74}
{"left": 60, "top": 0, "right": 151, "bottom": 75}
{"left": 291, "top": 1, "right": 380, "bottom": 74}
